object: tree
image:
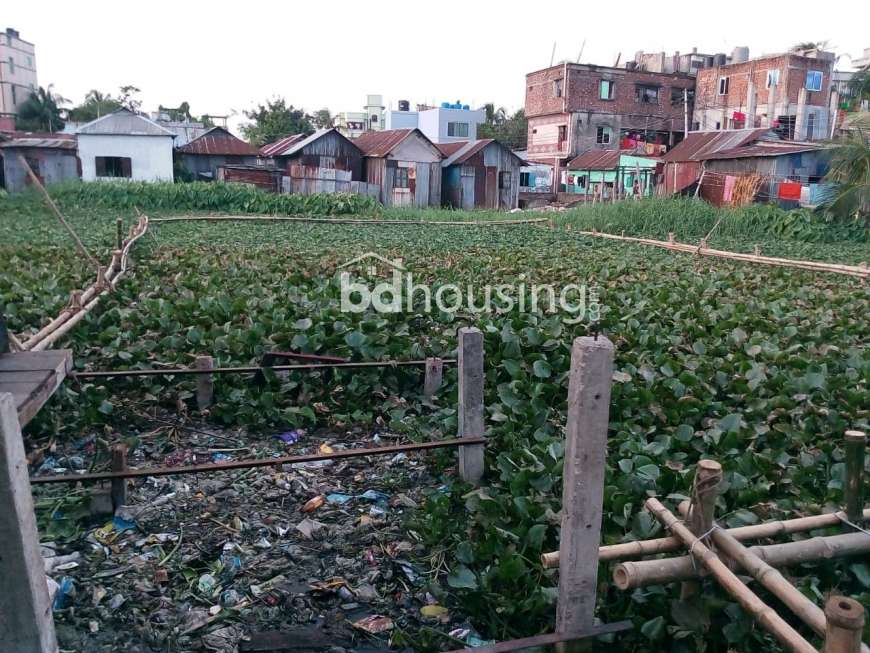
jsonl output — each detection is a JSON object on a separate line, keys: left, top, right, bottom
{"left": 15, "top": 85, "right": 67, "bottom": 132}
{"left": 118, "top": 85, "right": 142, "bottom": 112}
{"left": 68, "top": 89, "right": 121, "bottom": 122}
{"left": 478, "top": 107, "right": 528, "bottom": 150}
{"left": 791, "top": 41, "right": 829, "bottom": 55}
{"left": 824, "top": 136, "right": 870, "bottom": 220}
{"left": 313, "top": 108, "right": 334, "bottom": 129}
{"left": 848, "top": 64, "right": 870, "bottom": 106}
{"left": 241, "top": 97, "right": 314, "bottom": 146}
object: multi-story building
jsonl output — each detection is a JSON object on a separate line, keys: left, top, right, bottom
{"left": 364, "top": 94, "right": 384, "bottom": 131}
{"left": 693, "top": 48, "right": 836, "bottom": 140}
{"left": 383, "top": 100, "right": 486, "bottom": 144}
{"left": 524, "top": 62, "right": 695, "bottom": 175}
{"left": 335, "top": 111, "right": 368, "bottom": 139}
{"left": 0, "top": 28, "right": 38, "bottom": 122}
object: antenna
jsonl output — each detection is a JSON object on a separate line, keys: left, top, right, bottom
{"left": 614, "top": 52, "right": 621, "bottom": 67}
{"left": 550, "top": 42, "right": 557, "bottom": 67}
{"left": 576, "top": 39, "right": 586, "bottom": 63}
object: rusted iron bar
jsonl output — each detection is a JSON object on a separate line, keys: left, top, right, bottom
{"left": 262, "top": 351, "right": 349, "bottom": 364}
{"left": 30, "top": 437, "right": 486, "bottom": 485}
{"left": 72, "top": 359, "right": 457, "bottom": 379}
{"left": 450, "top": 620, "right": 632, "bottom": 653}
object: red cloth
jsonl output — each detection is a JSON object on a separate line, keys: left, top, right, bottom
{"left": 732, "top": 111, "right": 746, "bottom": 122}
{"left": 778, "top": 182, "right": 802, "bottom": 200}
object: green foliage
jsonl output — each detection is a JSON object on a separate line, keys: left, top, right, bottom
{"left": 477, "top": 105, "right": 527, "bottom": 150}
{"left": 15, "top": 85, "right": 66, "bottom": 132}
{"left": 241, "top": 97, "right": 314, "bottom": 146}
{"left": 67, "top": 89, "right": 122, "bottom": 123}
{"left": 824, "top": 136, "right": 870, "bottom": 220}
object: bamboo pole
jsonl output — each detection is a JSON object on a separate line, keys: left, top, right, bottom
{"left": 541, "top": 508, "right": 870, "bottom": 569}
{"left": 824, "top": 597, "right": 865, "bottom": 653}
{"left": 645, "top": 498, "right": 818, "bottom": 653}
{"left": 844, "top": 431, "right": 866, "bottom": 523}
{"left": 613, "top": 531, "right": 870, "bottom": 590}
{"left": 681, "top": 459, "right": 722, "bottom": 599}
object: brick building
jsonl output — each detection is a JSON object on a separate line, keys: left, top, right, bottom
{"left": 524, "top": 62, "right": 694, "bottom": 187}
{"left": 693, "top": 49, "right": 837, "bottom": 140}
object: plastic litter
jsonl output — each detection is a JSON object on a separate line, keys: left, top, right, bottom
{"left": 53, "top": 576, "right": 75, "bottom": 610}
{"left": 326, "top": 493, "right": 353, "bottom": 505}
{"left": 275, "top": 429, "right": 304, "bottom": 444}
{"left": 198, "top": 573, "right": 218, "bottom": 595}
{"left": 352, "top": 614, "right": 394, "bottom": 634}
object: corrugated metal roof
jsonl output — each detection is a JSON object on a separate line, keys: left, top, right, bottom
{"left": 0, "top": 136, "right": 77, "bottom": 150}
{"left": 177, "top": 126, "right": 259, "bottom": 156}
{"left": 259, "top": 134, "right": 307, "bottom": 157}
{"left": 442, "top": 140, "right": 493, "bottom": 166}
{"left": 77, "top": 108, "right": 175, "bottom": 137}
{"left": 661, "top": 129, "right": 777, "bottom": 162}
{"left": 436, "top": 141, "right": 467, "bottom": 157}
{"left": 352, "top": 129, "right": 417, "bottom": 157}
{"left": 567, "top": 150, "right": 622, "bottom": 170}
{"left": 703, "top": 142, "right": 825, "bottom": 160}
{"left": 268, "top": 128, "right": 361, "bottom": 158}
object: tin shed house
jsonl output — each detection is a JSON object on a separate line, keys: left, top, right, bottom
{"left": 77, "top": 108, "right": 175, "bottom": 182}
{"left": 176, "top": 126, "right": 261, "bottom": 180}
{"left": 565, "top": 150, "right": 659, "bottom": 200}
{"left": 353, "top": 129, "right": 443, "bottom": 207}
{"left": 0, "top": 133, "right": 79, "bottom": 192}
{"left": 438, "top": 139, "right": 523, "bottom": 210}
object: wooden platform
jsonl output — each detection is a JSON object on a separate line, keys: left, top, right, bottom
{"left": 0, "top": 350, "right": 72, "bottom": 426}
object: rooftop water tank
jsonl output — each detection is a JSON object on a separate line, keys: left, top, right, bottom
{"left": 398, "top": 100, "right": 410, "bottom": 111}
{"left": 713, "top": 53, "right": 727, "bottom": 66}
{"left": 441, "top": 101, "right": 451, "bottom": 109}
{"left": 462, "top": 104, "right": 469, "bottom": 110}
{"left": 731, "top": 46, "right": 749, "bottom": 63}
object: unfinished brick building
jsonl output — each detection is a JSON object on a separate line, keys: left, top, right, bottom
{"left": 693, "top": 49, "right": 837, "bottom": 140}
{"left": 524, "top": 62, "right": 695, "bottom": 187}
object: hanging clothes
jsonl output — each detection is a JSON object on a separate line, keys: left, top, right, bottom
{"left": 778, "top": 181, "right": 802, "bottom": 200}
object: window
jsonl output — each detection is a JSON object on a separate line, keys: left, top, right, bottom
{"left": 11, "top": 85, "right": 15, "bottom": 105}
{"left": 599, "top": 79, "right": 613, "bottom": 100}
{"left": 447, "top": 122, "right": 469, "bottom": 138}
{"left": 718, "top": 76, "right": 729, "bottom": 95}
{"left": 461, "top": 165, "right": 475, "bottom": 177}
{"left": 558, "top": 125, "right": 567, "bottom": 144}
{"left": 671, "top": 87, "right": 685, "bottom": 104}
{"left": 394, "top": 167, "right": 410, "bottom": 189}
{"left": 95, "top": 156, "right": 132, "bottom": 178}
{"left": 806, "top": 70, "right": 823, "bottom": 92}
{"left": 499, "top": 171, "right": 512, "bottom": 189}
{"left": 766, "top": 69, "right": 780, "bottom": 88}
{"left": 714, "top": 121, "right": 721, "bottom": 130}
{"left": 635, "top": 84, "right": 659, "bottom": 104}
{"left": 553, "top": 78, "right": 563, "bottom": 97}
{"left": 8, "top": 56, "right": 14, "bottom": 74}
{"left": 806, "top": 112, "right": 816, "bottom": 139}
{"left": 596, "top": 126, "right": 611, "bottom": 144}
{"left": 520, "top": 171, "right": 531, "bottom": 186}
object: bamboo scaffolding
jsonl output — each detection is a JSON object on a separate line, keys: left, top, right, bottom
{"left": 20, "top": 216, "right": 149, "bottom": 351}
{"left": 541, "top": 508, "right": 870, "bottom": 569}
{"left": 570, "top": 230, "right": 870, "bottom": 280}
{"left": 612, "top": 531, "right": 870, "bottom": 589}
{"left": 150, "top": 215, "right": 551, "bottom": 227}
{"left": 645, "top": 497, "right": 818, "bottom": 653}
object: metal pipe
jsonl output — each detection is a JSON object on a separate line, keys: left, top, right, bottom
{"left": 72, "top": 359, "right": 457, "bottom": 379}
{"left": 30, "top": 436, "right": 487, "bottom": 485}
{"left": 450, "top": 620, "right": 632, "bottom": 653}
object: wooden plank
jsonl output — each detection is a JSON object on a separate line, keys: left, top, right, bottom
{"left": 0, "top": 392, "right": 58, "bottom": 652}
{"left": 0, "top": 351, "right": 72, "bottom": 426}
{"left": 556, "top": 336, "right": 614, "bottom": 638}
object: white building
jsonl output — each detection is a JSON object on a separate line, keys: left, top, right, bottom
{"left": 385, "top": 102, "right": 486, "bottom": 144}
{"left": 364, "top": 94, "right": 384, "bottom": 131}
{"left": 77, "top": 108, "right": 175, "bottom": 182}
{"left": 0, "top": 27, "right": 37, "bottom": 118}
{"left": 335, "top": 111, "right": 368, "bottom": 138}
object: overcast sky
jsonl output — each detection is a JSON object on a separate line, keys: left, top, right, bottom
{"left": 6, "top": 0, "right": 869, "bottom": 131}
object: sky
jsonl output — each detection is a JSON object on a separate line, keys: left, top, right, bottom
{"left": 5, "top": 0, "right": 869, "bottom": 132}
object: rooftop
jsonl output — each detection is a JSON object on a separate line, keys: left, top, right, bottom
{"left": 77, "top": 108, "right": 175, "bottom": 137}
{"left": 176, "top": 127, "right": 259, "bottom": 156}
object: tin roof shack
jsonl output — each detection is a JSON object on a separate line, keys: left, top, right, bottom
{"left": 438, "top": 139, "right": 523, "bottom": 210}
{"left": 216, "top": 165, "right": 283, "bottom": 193}
{"left": 0, "top": 133, "right": 79, "bottom": 192}
{"left": 693, "top": 48, "right": 836, "bottom": 140}
{"left": 524, "top": 62, "right": 694, "bottom": 189}
{"left": 266, "top": 129, "right": 374, "bottom": 196}
{"left": 354, "top": 129, "right": 442, "bottom": 207}
{"left": 77, "top": 108, "right": 175, "bottom": 182}
{"left": 566, "top": 150, "right": 659, "bottom": 200}
{"left": 176, "top": 127, "right": 261, "bottom": 181}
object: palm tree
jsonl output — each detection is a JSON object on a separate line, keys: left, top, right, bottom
{"left": 824, "top": 135, "right": 870, "bottom": 220}
{"left": 15, "top": 85, "right": 67, "bottom": 132}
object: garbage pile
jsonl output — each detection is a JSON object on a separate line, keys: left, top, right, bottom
{"left": 33, "top": 423, "right": 494, "bottom": 652}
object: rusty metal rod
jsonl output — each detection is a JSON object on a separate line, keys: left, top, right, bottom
{"left": 72, "top": 359, "right": 457, "bottom": 379}
{"left": 450, "top": 620, "right": 632, "bottom": 652}
{"left": 30, "top": 437, "right": 486, "bottom": 485}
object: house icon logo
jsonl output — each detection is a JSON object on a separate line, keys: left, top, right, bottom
{"left": 338, "top": 251, "right": 406, "bottom": 277}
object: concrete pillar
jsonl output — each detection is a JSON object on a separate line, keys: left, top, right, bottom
{"left": 0, "top": 393, "right": 58, "bottom": 653}
{"left": 794, "top": 87, "right": 808, "bottom": 140}
{"left": 829, "top": 89, "right": 840, "bottom": 138}
{"left": 555, "top": 337, "right": 615, "bottom": 636}
{"left": 195, "top": 355, "right": 214, "bottom": 411}
{"left": 766, "top": 81, "right": 778, "bottom": 128}
{"left": 457, "top": 328, "right": 485, "bottom": 485}
{"left": 746, "top": 81, "right": 757, "bottom": 128}
{"left": 423, "top": 357, "right": 443, "bottom": 400}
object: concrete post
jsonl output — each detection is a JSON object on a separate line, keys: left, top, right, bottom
{"left": 766, "top": 81, "right": 778, "bottom": 128}
{"left": 746, "top": 81, "right": 757, "bottom": 128}
{"left": 423, "top": 357, "right": 443, "bottom": 400}
{"left": 194, "top": 355, "right": 214, "bottom": 411}
{"left": 111, "top": 444, "right": 128, "bottom": 513}
{"left": 0, "top": 393, "right": 58, "bottom": 653}
{"left": 794, "top": 87, "right": 808, "bottom": 140}
{"left": 829, "top": 89, "right": 840, "bottom": 138}
{"left": 555, "top": 336, "right": 615, "bottom": 637}
{"left": 457, "top": 328, "right": 485, "bottom": 485}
